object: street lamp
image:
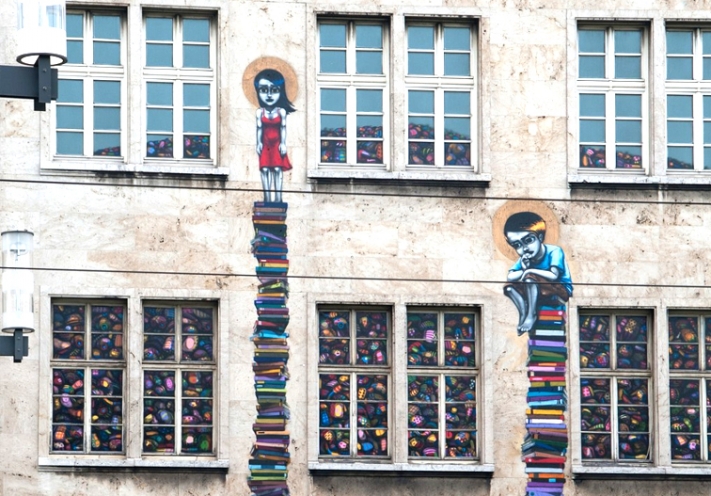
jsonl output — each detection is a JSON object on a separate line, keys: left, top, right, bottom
{"left": 0, "top": 0, "right": 67, "bottom": 111}
{"left": 0, "top": 231, "right": 35, "bottom": 362}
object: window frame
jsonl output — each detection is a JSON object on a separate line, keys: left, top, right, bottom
{"left": 37, "top": 288, "right": 229, "bottom": 470}
{"left": 307, "top": 297, "right": 494, "bottom": 476}
{"left": 404, "top": 20, "right": 477, "bottom": 170}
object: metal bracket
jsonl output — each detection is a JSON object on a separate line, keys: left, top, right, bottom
{"left": 0, "top": 330, "right": 29, "bottom": 363}
{"left": 0, "top": 55, "right": 58, "bottom": 111}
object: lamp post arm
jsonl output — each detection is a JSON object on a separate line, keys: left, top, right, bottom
{"left": 0, "top": 55, "right": 58, "bottom": 111}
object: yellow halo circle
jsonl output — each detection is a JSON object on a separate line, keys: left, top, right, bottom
{"left": 242, "top": 57, "right": 299, "bottom": 108}
{"left": 492, "top": 200, "right": 561, "bottom": 261}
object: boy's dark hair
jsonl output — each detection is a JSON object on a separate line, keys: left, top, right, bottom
{"left": 254, "top": 69, "right": 296, "bottom": 114}
{"left": 504, "top": 212, "right": 546, "bottom": 237}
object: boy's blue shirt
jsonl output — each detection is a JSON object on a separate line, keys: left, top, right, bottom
{"left": 509, "top": 244, "right": 573, "bottom": 296}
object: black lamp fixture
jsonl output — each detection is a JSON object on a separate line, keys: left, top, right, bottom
{"left": 0, "top": 0, "right": 67, "bottom": 111}
{"left": 0, "top": 231, "right": 35, "bottom": 362}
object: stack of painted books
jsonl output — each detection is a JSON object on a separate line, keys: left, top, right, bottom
{"left": 248, "top": 202, "right": 291, "bottom": 496}
{"left": 523, "top": 304, "right": 568, "bottom": 496}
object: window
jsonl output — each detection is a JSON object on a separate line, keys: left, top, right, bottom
{"left": 406, "top": 309, "right": 478, "bottom": 459}
{"left": 56, "top": 11, "right": 125, "bottom": 158}
{"left": 406, "top": 22, "right": 476, "bottom": 168}
{"left": 668, "top": 313, "right": 711, "bottom": 461}
{"left": 144, "top": 15, "right": 214, "bottom": 160}
{"left": 318, "top": 20, "right": 388, "bottom": 167}
{"left": 142, "top": 303, "right": 216, "bottom": 455}
{"left": 578, "top": 312, "right": 651, "bottom": 462}
{"left": 53, "top": 9, "right": 216, "bottom": 168}
{"left": 316, "top": 305, "right": 482, "bottom": 466}
{"left": 578, "top": 25, "right": 647, "bottom": 170}
{"left": 48, "top": 298, "right": 219, "bottom": 462}
{"left": 51, "top": 301, "right": 126, "bottom": 452}
{"left": 665, "top": 28, "right": 711, "bottom": 170}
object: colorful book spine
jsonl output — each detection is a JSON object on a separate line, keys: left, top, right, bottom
{"left": 248, "top": 202, "right": 291, "bottom": 496}
{"left": 523, "top": 305, "right": 568, "bottom": 496}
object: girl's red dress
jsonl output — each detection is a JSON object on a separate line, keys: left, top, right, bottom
{"left": 259, "top": 109, "right": 292, "bottom": 170}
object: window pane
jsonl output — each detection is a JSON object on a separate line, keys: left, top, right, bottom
{"left": 616, "top": 145, "right": 642, "bottom": 168}
{"left": 94, "top": 81, "right": 120, "bottom": 104}
{"left": 320, "top": 24, "right": 346, "bottom": 47}
{"left": 704, "top": 32, "right": 711, "bottom": 54}
{"left": 704, "top": 122, "right": 711, "bottom": 144}
{"left": 94, "top": 15, "right": 120, "bottom": 40}
{"left": 184, "top": 84, "right": 210, "bottom": 107}
{"left": 705, "top": 147, "right": 711, "bottom": 168}
{"left": 668, "top": 147, "right": 693, "bottom": 169}
{"left": 357, "top": 89, "right": 382, "bottom": 112}
{"left": 444, "top": 92, "right": 470, "bottom": 114}
{"left": 184, "top": 135, "right": 209, "bottom": 159}
{"left": 321, "top": 89, "right": 346, "bottom": 112}
{"left": 146, "top": 18, "right": 173, "bottom": 41}
{"left": 356, "top": 25, "right": 381, "bottom": 48}
{"left": 320, "top": 51, "right": 346, "bottom": 73}
{"left": 667, "top": 58, "right": 692, "bottom": 80}
{"left": 445, "top": 117, "right": 470, "bottom": 139}
{"left": 147, "top": 83, "right": 173, "bottom": 106}
{"left": 615, "top": 56, "right": 641, "bottom": 79}
{"left": 444, "top": 27, "right": 470, "bottom": 50}
{"left": 146, "top": 135, "right": 173, "bottom": 157}
{"left": 183, "top": 19, "right": 209, "bottom": 42}
{"left": 94, "top": 133, "right": 120, "bottom": 156}
{"left": 444, "top": 53, "right": 470, "bottom": 76}
{"left": 147, "top": 109, "right": 173, "bottom": 131}
{"left": 407, "top": 91, "right": 434, "bottom": 114}
{"left": 321, "top": 115, "right": 346, "bottom": 134}
{"left": 615, "top": 30, "right": 641, "bottom": 54}
{"left": 356, "top": 51, "right": 382, "bottom": 74}
{"left": 616, "top": 120, "right": 641, "bottom": 143}
{"left": 616, "top": 94, "right": 641, "bottom": 117}
{"left": 667, "top": 122, "right": 692, "bottom": 144}
{"left": 408, "top": 53, "right": 434, "bottom": 75}
{"left": 58, "top": 80, "right": 83, "bottom": 103}
{"left": 94, "top": 108, "right": 120, "bottom": 130}
{"left": 579, "top": 29, "right": 604, "bottom": 53}
{"left": 147, "top": 44, "right": 173, "bottom": 67}
{"left": 57, "top": 106, "right": 83, "bottom": 129}
{"left": 183, "top": 45, "right": 209, "bottom": 68}
{"left": 580, "top": 94, "right": 605, "bottom": 117}
{"left": 409, "top": 116, "right": 434, "bottom": 129}
{"left": 667, "top": 31, "right": 693, "bottom": 54}
{"left": 408, "top": 26, "right": 434, "bottom": 50}
{"left": 668, "top": 95, "right": 692, "bottom": 118}
{"left": 67, "top": 40, "right": 83, "bottom": 64}
{"left": 579, "top": 56, "right": 605, "bottom": 78}
{"left": 93, "top": 41, "right": 120, "bottom": 65}
{"left": 66, "top": 13, "right": 83, "bottom": 37}
{"left": 581, "top": 120, "right": 605, "bottom": 142}
{"left": 705, "top": 96, "right": 711, "bottom": 118}
{"left": 357, "top": 115, "right": 382, "bottom": 129}
{"left": 184, "top": 110, "right": 210, "bottom": 133}
{"left": 57, "top": 132, "right": 83, "bottom": 155}
{"left": 704, "top": 58, "right": 711, "bottom": 80}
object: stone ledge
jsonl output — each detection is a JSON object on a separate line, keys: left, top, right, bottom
{"left": 308, "top": 168, "right": 491, "bottom": 187}
{"left": 308, "top": 461, "right": 495, "bottom": 477}
{"left": 569, "top": 172, "right": 711, "bottom": 190}
{"left": 572, "top": 464, "right": 711, "bottom": 481}
{"left": 38, "top": 457, "right": 230, "bottom": 473}
{"left": 41, "top": 160, "right": 230, "bottom": 178}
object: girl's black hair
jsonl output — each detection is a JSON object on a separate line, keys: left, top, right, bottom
{"left": 254, "top": 69, "right": 296, "bottom": 114}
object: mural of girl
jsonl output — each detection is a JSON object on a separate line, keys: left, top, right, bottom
{"left": 254, "top": 69, "right": 296, "bottom": 203}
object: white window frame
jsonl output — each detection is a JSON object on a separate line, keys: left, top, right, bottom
{"left": 665, "top": 26, "right": 711, "bottom": 172}
{"left": 143, "top": 12, "right": 217, "bottom": 164}
{"left": 37, "top": 287, "right": 229, "bottom": 470}
{"left": 53, "top": 9, "right": 127, "bottom": 161}
{"left": 307, "top": 296, "right": 494, "bottom": 475}
{"left": 316, "top": 17, "right": 390, "bottom": 170}
{"left": 404, "top": 20, "right": 477, "bottom": 171}
{"left": 577, "top": 24, "right": 649, "bottom": 173}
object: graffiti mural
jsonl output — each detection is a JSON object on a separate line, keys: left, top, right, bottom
{"left": 498, "top": 205, "right": 572, "bottom": 496}
{"left": 244, "top": 57, "right": 297, "bottom": 496}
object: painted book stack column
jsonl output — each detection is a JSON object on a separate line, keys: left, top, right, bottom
{"left": 248, "top": 201, "right": 291, "bottom": 496}
{"left": 523, "top": 304, "right": 568, "bottom": 496}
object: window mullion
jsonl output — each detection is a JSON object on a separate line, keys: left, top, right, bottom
{"left": 606, "top": 91, "right": 615, "bottom": 170}
{"left": 175, "top": 82, "right": 184, "bottom": 160}
{"left": 693, "top": 92, "right": 703, "bottom": 170}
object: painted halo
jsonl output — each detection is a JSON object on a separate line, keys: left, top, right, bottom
{"left": 492, "top": 200, "right": 561, "bottom": 261}
{"left": 242, "top": 56, "right": 299, "bottom": 108}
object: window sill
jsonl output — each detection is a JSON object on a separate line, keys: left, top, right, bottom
{"left": 42, "top": 160, "right": 229, "bottom": 178}
{"left": 38, "top": 456, "right": 229, "bottom": 473}
{"left": 572, "top": 464, "right": 711, "bottom": 481}
{"left": 308, "top": 461, "right": 495, "bottom": 477}
{"left": 569, "top": 171, "right": 711, "bottom": 190}
{"left": 308, "top": 168, "right": 491, "bottom": 187}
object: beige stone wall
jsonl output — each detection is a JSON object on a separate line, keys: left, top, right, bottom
{"left": 0, "top": 0, "right": 710, "bottom": 494}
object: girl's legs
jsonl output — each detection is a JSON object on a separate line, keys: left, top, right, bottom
{"left": 273, "top": 167, "right": 283, "bottom": 202}
{"left": 260, "top": 169, "right": 272, "bottom": 202}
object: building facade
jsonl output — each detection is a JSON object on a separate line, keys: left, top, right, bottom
{"left": 1, "top": 0, "right": 711, "bottom": 494}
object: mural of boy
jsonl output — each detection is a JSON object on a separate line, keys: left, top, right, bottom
{"left": 503, "top": 212, "right": 573, "bottom": 335}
